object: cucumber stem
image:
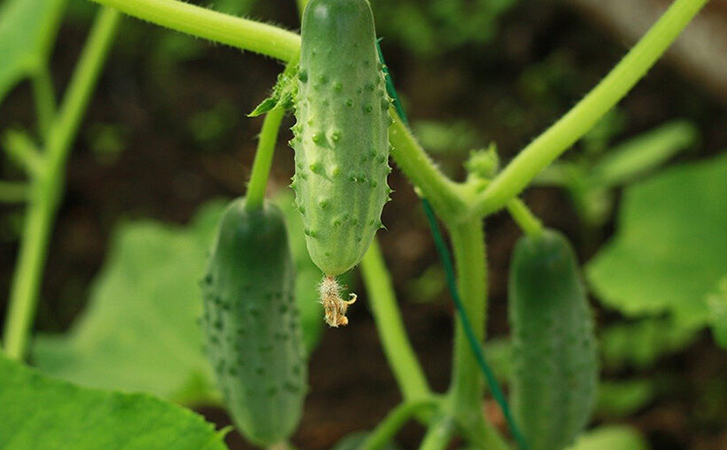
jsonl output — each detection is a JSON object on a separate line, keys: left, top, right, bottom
{"left": 361, "top": 240, "right": 431, "bottom": 401}
{"left": 506, "top": 198, "right": 544, "bottom": 239}
{"left": 473, "top": 0, "right": 711, "bottom": 216}
{"left": 2, "top": 7, "right": 121, "bottom": 361}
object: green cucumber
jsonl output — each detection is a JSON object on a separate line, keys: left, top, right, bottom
{"left": 508, "top": 229, "right": 598, "bottom": 450}
{"left": 201, "top": 197, "right": 307, "bottom": 446}
{"left": 291, "top": 0, "right": 391, "bottom": 278}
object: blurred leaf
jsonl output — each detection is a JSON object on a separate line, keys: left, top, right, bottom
{"left": 405, "top": 265, "right": 446, "bottom": 303}
{"left": 592, "top": 120, "right": 698, "bottom": 188}
{"left": 600, "top": 318, "right": 697, "bottom": 371}
{"left": 0, "top": 355, "right": 227, "bottom": 450}
{"left": 586, "top": 153, "right": 727, "bottom": 327}
{"left": 567, "top": 426, "right": 648, "bottom": 450}
{"left": 0, "top": 0, "right": 66, "bottom": 105}
{"left": 32, "top": 201, "right": 227, "bottom": 404}
{"left": 595, "top": 380, "right": 656, "bottom": 418}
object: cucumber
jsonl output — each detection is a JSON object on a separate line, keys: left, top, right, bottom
{"left": 508, "top": 230, "right": 598, "bottom": 450}
{"left": 291, "top": 0, "right": 391, "bottom": 278}
{"left": 201, "top": 197, "right": 307, "bottom": 446}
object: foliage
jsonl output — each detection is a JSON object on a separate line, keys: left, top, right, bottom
{"left": 0, "top": 354, "right": 228, "bottom": 450}
{"left": 0, "top": 0, "right": 65, "bottom": 104}
{"left": 587, "top": 153, "right": 727, "bottom": 336}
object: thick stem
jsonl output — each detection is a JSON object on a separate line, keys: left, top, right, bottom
{"left": 473, "top": 0, "right": 710, "bottom": 216}
{"left": 446, "top": 219, "right": 486, "bottom": 425}
{"left": 2, "top": 8, "right": 120, "bottom": 360}
{"left": 418, "top": 416, "right": 455, "bottom": 450}
{"left": 87, "top": 0, "right": 300, "bottom": 61}
{"left": 361, "top": 240, "right": 431, "bottom": 402}
{"left": 388, "top": 114, "right": 465, "bottom": 221}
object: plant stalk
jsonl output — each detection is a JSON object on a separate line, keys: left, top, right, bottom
{"left": 473, "top": 0, "right": 711, "bottom": 216}
{"left": 2, "top": 7, "right": 121, "bottom": 360}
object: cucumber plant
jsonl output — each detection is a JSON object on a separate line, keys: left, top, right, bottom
{"left": 0, "top": 0, "right": 716, "bottom": 449}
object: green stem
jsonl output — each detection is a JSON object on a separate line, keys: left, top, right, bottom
{"left": 446, "top": 219, "right": 486, "bottom": 425}
{"left": 506, "top": 198, "right": 543, "bottom": 238}
{"left": 388, "top": 113, "right": 465, "bottom": 221}
{"left": 245, "top": 107, "right": 286, "bottom": 210}
{"left": 473, "top": 0, "right": 710, "bottom": 216}
{"left": 418, "top": 416, "right": 455, "bottom": 450}
{"left": 362, "top": 398, "right": 439, "bottom": 450}
{"left": 32, "top": 68, "right": 57, "bottom": 140}
{"left": 2, "top": 7, "right": 120, "bottom": 361}
{"left": 87, "top": 0, "right": 300, "bottom": 61}
{"left": 361, "top": 240, "right": 431, "bottom": 402}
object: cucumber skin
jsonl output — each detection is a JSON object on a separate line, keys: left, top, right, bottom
{"left": 509, "top": 230, "right": 598, "bottom": 450}
{"left": 201, "top": 198, "right": 307, "bottom": 446}
{"left": 291, "top": 0, "right": 391, "bottom": 277}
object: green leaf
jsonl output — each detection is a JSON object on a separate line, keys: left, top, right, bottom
{"left": 595, "top": 379, "right": 656, "bottom": 418}
{"left": 32, "top": 201, "right": 228, "bottom": 405}
{"left": 586, "top": 153, "right": 727, "bottom": 328}
{"left": 0, "top": 0, "right": 66, "bottom": 105}
{"left": 567, "top": 426, "right": 648, "bottom": 450}
{"left": 592, "top": 120, "right": 698, "bottom": 188}
{"left": 248, "top": 68, "right": 298, "bottom": 117}
{"left": 0, "top": 355, "right": 227, "bottom": 450}
{"left": 600, "top": 318, "right": 697, "bottom": 371}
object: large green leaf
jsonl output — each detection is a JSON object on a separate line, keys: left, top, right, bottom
{"left": 32, "top": 196, "right": 326, "bottom": 403}
{"left": 32, "top": 202, "right": 227, "bottom": 404}
{"left": 0, "top": 0, "right": 66, "bottom": 105}
{"left": 0, "top": 355, "right": 227, "bottom": 450}
{"left": 586, "top": 153, "right": 727, "bottom": 328}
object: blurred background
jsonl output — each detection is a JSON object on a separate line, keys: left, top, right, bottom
{"left": 1, "top": 0, "right": 727, "bottom": 449}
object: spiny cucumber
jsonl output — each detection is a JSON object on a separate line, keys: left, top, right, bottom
{"left": 201, "top": 197, "right": 307, "bottom": 446}
{"left": 292, "top": 0, "right": 392, "bottom": 326}
{"left": 508, "top": 229, "right": 598, "bottom": 450}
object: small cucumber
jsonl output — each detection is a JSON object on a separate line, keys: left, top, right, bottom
{"left": 291, "top": 0, "right": 391, "bottom": 278}
{"left": 201, "top": 198, "right": 307, "bottom": 446}
{"left": 508, "top": 229, "right": 598, "bottom": 450}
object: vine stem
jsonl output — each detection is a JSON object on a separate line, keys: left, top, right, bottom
{"left": 245, "top": 109, "right": 286, "bottom": 210}
{"left": 32, "top": 68, "right": 57, "bottom": 140}
{"left": 418, "top": 416, "right": 455, "bottom": 450}
{"left": 446, "top": 219, "right": 487, "bottom": 421}
{"left": 506, "top": 198, "right": 544, "bottom": 238}
{"left": 2, "top": 7, "right": 121, "bottom": 360}
{"left": 361, "top": 398, "right": 438, "bottom": 450}
{"left": 361, "top": 241, "right": 431, "bottom": 402}
{"left": 473, "top": 0, "right": 711, "bottom": 216}
{"left": 87, "top": 0, "right": 300, "bottom": 61}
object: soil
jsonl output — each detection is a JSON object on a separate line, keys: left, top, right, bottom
{"left": 1, "top": 1, "right": 726, "bottom": 449}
